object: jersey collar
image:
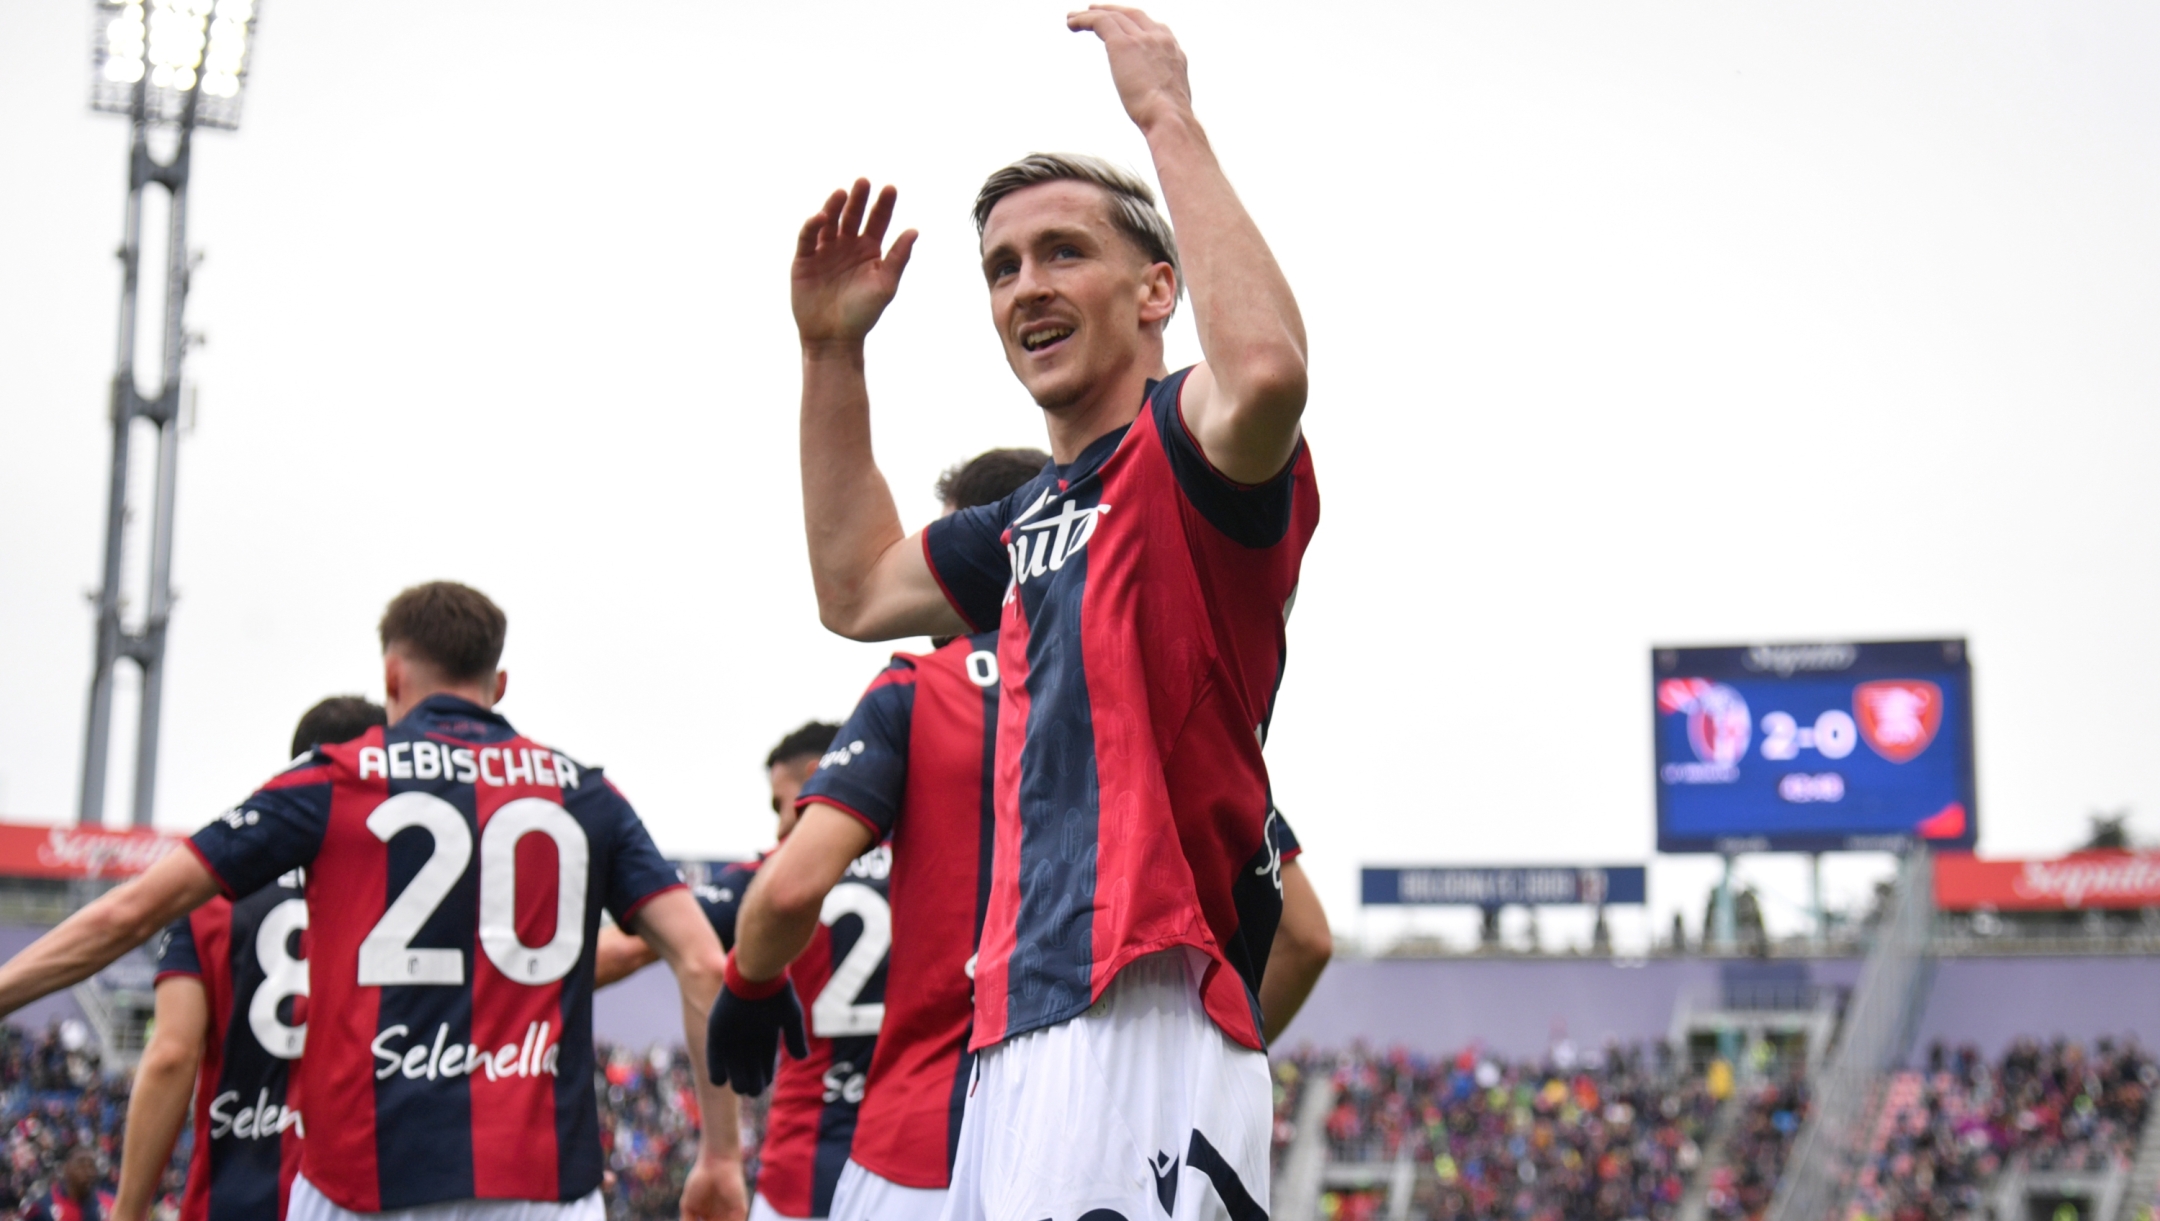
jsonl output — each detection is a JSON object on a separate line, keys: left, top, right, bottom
{"left": 402, "top": 692, "right": 518, "bottom": 742}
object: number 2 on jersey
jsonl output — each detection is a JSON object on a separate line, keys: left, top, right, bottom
{"left": 356, "top": 792, "right": 589, "bottom": 988}
{"left": 811, "top": 882, "right": 888, "bottom": 1038}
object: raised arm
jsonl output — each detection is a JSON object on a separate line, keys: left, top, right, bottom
{"left": 1070, "top": 6, "right": 1309, "bottom": 485}
{"left": 795, "top": 180, "right": 969, "bottom": 642}
{"left": 0, "top": 848, "right": 220, "bottom": 1018}
{"left": 628, "top": 890, "right": 747, "bottom": 1221}
{"left": 113, "top": 975, "right": 207, "bottom": 1221}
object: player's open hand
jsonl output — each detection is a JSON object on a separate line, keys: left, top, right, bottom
{"left": 706, "top": 967, "right": 808, "bottom": 1096}
{"left": 679, "top": 1154, "right": 747, "bottom": 1221}
{"left": 1067, "top": 6, "right": 1193, "bottom": 134}
{"left": 792, "top": 179, "right": 917, "bottom": 349}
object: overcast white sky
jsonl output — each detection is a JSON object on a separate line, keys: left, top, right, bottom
{"left": 3, "top": 1, "right": 2157, "bottom": 953}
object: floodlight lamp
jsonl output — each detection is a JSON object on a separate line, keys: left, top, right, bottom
{"left": 90, "top": 0, "right": 256, "bottom": 131}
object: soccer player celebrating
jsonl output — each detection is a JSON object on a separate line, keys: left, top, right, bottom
{"left": 0, "top": 583, "right": 747, "bottom": 1221}
{"left": 764, "top": 9, "right": 1319, "bottom": 1213}
{"left": 600, "top": 722, "right": 882, "bottom": 1221}
{"left": 114, "top": 696, "right": 388, "bottom": 1221}
{"left": 713, "top": 451, "right": 1332, "bottom": 1221}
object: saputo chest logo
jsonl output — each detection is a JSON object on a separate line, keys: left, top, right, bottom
{"left": 1005, "top": 488, "right": 1112, "bottom": 589}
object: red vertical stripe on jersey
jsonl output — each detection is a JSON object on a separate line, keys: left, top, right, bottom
{"left": 753, "top": 926, "right": 837, "bottom": 1216}
{"left": 301, "top": 731, "right": 391, "bottom": 1211}
{"left": 1082, "top": 407, "right": 1211, "bottom": 1004}
{"left": 179, "top": 901, "right": 233, "bottom": 1221}
{"left": 468, "top": 743, "right": 563, "bottom": 1200}
{"left": 970, "top": 602, "right": 1033, "bottom": 1049}
{"left": 848, "top": 639, "right": 993, "bottom": 1189}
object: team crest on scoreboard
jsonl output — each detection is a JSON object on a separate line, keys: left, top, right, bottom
{"left": 1657, "top": 678, "right": 1752, "bottom": 766}
{"left": 1854, "top": 680, "right": 1942, "bottom": 764}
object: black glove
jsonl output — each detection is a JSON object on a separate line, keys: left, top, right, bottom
{"left": 706, "top": 960, "right": 808, "bottom": 1096}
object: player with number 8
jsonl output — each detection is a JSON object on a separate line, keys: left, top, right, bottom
{"left": 0, "top": 582, "right": 749, "bottom": 1221}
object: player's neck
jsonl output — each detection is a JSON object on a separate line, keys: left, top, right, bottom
{"left": 1040, "top": 361, "right": 1163, "bottom": 465}
{"left": 386, "top": 681, "right": 496, "bottom": 725}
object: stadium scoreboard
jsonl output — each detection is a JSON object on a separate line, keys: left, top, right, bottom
{"left": 1653, "top": 639, "right": 1976, "bottom": 854}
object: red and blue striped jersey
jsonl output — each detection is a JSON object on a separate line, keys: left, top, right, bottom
{"left": 793, "top": 631, "right": 1000, "bottom": 1189}
{"left": 698, "top": 848, "right": 888, "bottom": 1218}
{"left": 186, "top": 694, "right": 685, "bottom": 1213}
{"left": 154, "top": 874, "right": 309, "bottom": 1221}
{"left": 923, "top": 367, "right": 1319, "bottom": 1053}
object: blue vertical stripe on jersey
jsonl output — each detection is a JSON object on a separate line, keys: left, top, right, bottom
{"left": 1007, "top": 452, "right": 1114, "bottom": 1036}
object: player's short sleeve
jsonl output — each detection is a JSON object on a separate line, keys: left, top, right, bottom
{"left": 1273, "top": 810, "right": 1303, "bottom": 864}
{"left": 575, "top": 770, "right": 685, "bottom": 929}
{"left": 189, "top": 758, "right": 336, "bottom": 899}
{"left": 695, "top": 863, "right": 758, "bottom": 953}
{"left": 797, "top": 659, "right": 917, "bottom": 839}
{"left": 153, "top": 916, "right": 201, "bottom": 981}
{"left": 923, "top": 485, "right": 1030, "bottom": 632}
{"left": 1153, "top": 366, "right": 1307, "bottom": 550}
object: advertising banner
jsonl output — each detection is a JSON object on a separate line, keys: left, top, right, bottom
{"left": 1935, "top": 852, "right": 2160, "bottom": 911}
{"left": 1362, "top": 866, "right": 1647, "bottom": 907}
{"left": 0, "top": 820, "right": 183, "bottom": 880}
{"left": 1653, "top": 640, "right": 1977, "bottom": 854}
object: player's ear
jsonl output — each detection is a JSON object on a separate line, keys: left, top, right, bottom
{"left": 1138, "top": 261, "right": 1177, "bottom": 326}
{"left": 382, "top": 652, "right": 404, "bottom": 706}
{"left": 491, "top": 670, "right": 509, "bottom": 707}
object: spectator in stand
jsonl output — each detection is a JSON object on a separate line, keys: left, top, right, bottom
{"left": 22, "top": 1145, "right": 114, "bottom": 1221}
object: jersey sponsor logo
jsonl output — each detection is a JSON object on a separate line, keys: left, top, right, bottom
{"left": 1255, "top": 809, "right": 1284, "bottom": 896}
{"left": 1005, "top": 491, "right": 1111, "bottom": 589}
{"left": 354, "top": 744, "right": 580, "bottom": 788}
{"left": 207, "top": 1087, "right": 303, "bottom": 1141}
{"left": 370, "top": 1020, "right": 563, "bottom": 1082}
{"left": 820, "top": 1056, "right": 867, "bottom": 1105}
{"left": 817, "top": 740, "right": 867, "bottom": 770}
{"left": 1854, "top": 680, "right": 1942, "bottom": 763}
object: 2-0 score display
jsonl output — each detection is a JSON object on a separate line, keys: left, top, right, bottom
{"left": 1653, "top": 639, "right": 1977, "bottom": 853}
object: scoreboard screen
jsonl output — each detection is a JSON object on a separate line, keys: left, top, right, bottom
{"left": 1653, "top": 640, "right": 1976, "bottom": 854}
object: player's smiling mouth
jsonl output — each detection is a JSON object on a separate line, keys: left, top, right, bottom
{"left": 1020, "top": 324, "right": 1074, "bottom": 354}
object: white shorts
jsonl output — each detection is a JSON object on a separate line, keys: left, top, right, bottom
{"left": 750, "top": 1192, "right": 822, "bottom": 1221}
{"left": 830, "top": 1160, "right": 946, "bottom": 1221}
{"left": 288, "top": 1177, "right": 602, "bottom": 1221}
{"left": 941, "top": 948, "right": 1270, "bottom": 1221}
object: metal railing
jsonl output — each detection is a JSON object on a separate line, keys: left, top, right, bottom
{"left": 1766, "top": 850, "right": 1936, "bottom": 1221}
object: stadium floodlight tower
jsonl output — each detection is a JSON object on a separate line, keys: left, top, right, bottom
{"left": 78, "top": 0, "right": 257, "bottom": 828}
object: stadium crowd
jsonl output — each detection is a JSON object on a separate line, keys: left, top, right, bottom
{"left": 0, "top": 1026, "right": 2150, "bottom": 1221}
{"left": 1300, "top": 1042, "right": 1722, "bottom": 1221}
{"left": 1845, "top": 1038, "right": 2156, "bottom": 1221}
{"left": 592, "top": 1042, "right": 767, "bottom": 1221}
{"left": 1699, "top": 1070, "right": 1810, "bottom": 1221}
{"left": 0, "top": 1021, "right": 187, "bottom": 1220}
